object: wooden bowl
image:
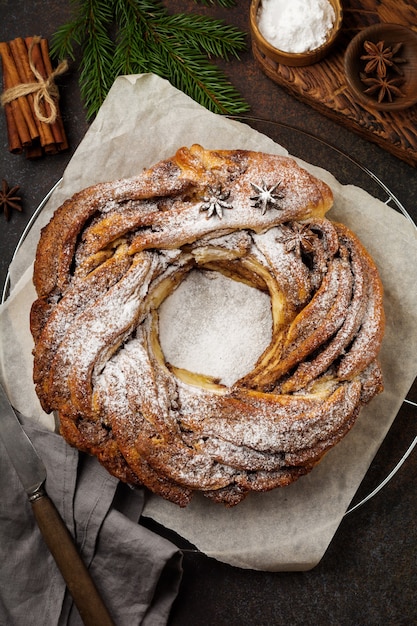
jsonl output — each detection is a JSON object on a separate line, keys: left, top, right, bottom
{"left": 344, "top": 23, "right": 417, "bottom": 112}
{"left": 249, "top": 0, "right": 343, "bottom": 67}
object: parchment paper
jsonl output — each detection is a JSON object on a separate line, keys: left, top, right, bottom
{"left": 1, "top": 74, "right": 417, "bottom": 571}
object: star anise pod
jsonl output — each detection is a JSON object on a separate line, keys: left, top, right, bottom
{"left": 200, "top": 185, "right": 233, "bottom": 219}
{"left": 276, "top": 222, "right": 318, "bottom": 257}
{"left": 1, "top": 179, "right": 22, "bottom": 221}
{"left": 361, "top": 40, "right": 407, "bottom": 78}
{"left": 387, "top": 42, "right": 408, "bottom": 74}
{"left": 360, "top": 73, "right": 405, "bottom": 103}
{"left": 250, "top": 181, "right": 284, "bottom": 215}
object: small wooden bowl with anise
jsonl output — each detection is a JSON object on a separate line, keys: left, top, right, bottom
{"left": 344, "top": 23, "right": 417, "bottom": 111}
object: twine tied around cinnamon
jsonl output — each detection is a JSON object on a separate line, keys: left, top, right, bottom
{"left": 1, "top": 36, "right": 68, "bottom": 124}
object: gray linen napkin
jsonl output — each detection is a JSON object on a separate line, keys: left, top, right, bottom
{"left": 0, "top": 415, "right": 183, "bottom": 625}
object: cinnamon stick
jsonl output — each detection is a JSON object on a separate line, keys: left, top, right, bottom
{"left": 0, "top": 41, "right": 23, "bottom": 153}
{"left": 38, "top": 37, "right": 68, "bottom": 151}
{"left": 0, "top": 40, "right": 24, "bottom": 152}
{"left": 0, "top": 41, "right": 33, "bottom": 149}
{"left": 2, "top": 88, "right": 23, "bottom": 153}
{"left": 25, "top": 38, "right": 58, "bottom": 154}
{"left": 25, "top": 144, "right": 44, "bottom": 159}
{"left": 0, "top": 41, "right": 39, "bottom": 142}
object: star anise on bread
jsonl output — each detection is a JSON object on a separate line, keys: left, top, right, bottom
{"left": 200, "top": 185, "right": 233, "bottom": 219}
{"left": 1, "top": 179, "right": 22, "bottom": 221}
{"left": 250, "top": 181, "right": 284, "bottom": 215}
{"left": 276, "top": 222, "right": 318, "bottom": 257}
{"left": 361, "top": 40, "right": 406, "bottom": 78}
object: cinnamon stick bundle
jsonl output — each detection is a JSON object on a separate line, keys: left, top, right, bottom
{"left": 0, "top": 36, "right": 69, "bottom": 158}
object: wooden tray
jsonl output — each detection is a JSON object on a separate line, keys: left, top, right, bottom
{"left": 252, "top": 0, "right": 417, "bottom": 167}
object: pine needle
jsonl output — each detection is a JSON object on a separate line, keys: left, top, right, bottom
{"left": 51, "top": 0, "right": 249, "bottom": 120}
{"left": 195, "top": 1, "right": 236, "bottom": 7}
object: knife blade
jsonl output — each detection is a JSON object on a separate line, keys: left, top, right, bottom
{"left": 0, "top": 383, "right": 115, "bottom": 626}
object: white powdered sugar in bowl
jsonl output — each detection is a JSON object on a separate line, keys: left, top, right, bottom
{"left": 257, "top": 0, "right": 336, "bottom": 53}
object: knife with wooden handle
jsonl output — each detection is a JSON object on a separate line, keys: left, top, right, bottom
{"left": 0, "top": 383, "right": 115, "bottom": 626}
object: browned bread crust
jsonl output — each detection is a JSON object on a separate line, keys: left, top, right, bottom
{"left": 30, "top": 145, "right": 384, "bottom": 507}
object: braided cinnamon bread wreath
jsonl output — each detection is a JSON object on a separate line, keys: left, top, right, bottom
{"left": 30, "top": 145, "right": 385, "bottom": 507}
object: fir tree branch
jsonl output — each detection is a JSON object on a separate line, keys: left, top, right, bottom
{"left": 51, "top": 0, "right": 249, "bottom": 120}
{"left": 154, "top": 14, "right": 246, "bottom": 60}
{"left": 78, "top": 0, "right": 115, "bottom": 119}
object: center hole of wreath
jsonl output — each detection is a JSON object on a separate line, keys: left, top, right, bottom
{"left": 158, "top": 269, "right": 272, "bottom": 387}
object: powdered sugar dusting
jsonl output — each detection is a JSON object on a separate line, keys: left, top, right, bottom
{"left": 158, "top": 270, "right": 272, "bottom": 386}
